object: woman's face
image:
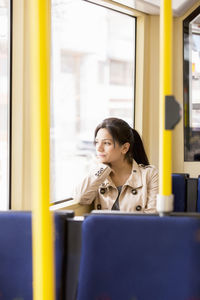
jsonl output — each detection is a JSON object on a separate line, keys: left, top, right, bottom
{"left": 95, "top": 128, "right": 129, "bottom": 164}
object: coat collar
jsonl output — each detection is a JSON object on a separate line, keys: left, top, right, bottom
{"left": 125, "top": 159, "right": 142, "bottom": 189}
{"left": 100, "top": 160, "right": 143, "bottom": 189}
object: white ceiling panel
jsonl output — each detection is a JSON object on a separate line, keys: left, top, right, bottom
{"left": 115, "top": 0, "right": 200, "bottom": 16}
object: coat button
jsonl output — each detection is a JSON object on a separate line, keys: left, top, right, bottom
{"left": 100, "top": 188, "right": 106, "bottom": 194}
{"left": 132, "top": 189, "right": 137, "bottom": 195}
{"left": 136, "top": 205, "right": 142, "bottom": 211}
{"left": 97, "top": 204, "right": 101, "bottom": 210}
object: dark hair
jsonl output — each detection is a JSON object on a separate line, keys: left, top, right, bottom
{"left": 94, "top": 117, "right": 149, "bottom": 165}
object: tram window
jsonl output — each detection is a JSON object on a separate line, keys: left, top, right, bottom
{"left": 183, "top": 6, "right": 200, "bottom": 161}
{"left": 110, "top": 59, "right": 133, "bottom": 85}
{"left": 0, "top": 0, "right": 11, "bottom": 209}
{"left": 51, "top": 0, "right": 136, "bottom": 202}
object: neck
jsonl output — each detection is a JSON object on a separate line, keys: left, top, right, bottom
{"left": 110, "top": 159, "right": 132, "bottom": 187}
{"left": 110, "top": 159, "right": 132, "bottom": 174}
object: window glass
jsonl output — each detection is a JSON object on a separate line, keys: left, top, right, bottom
{"left": 51, "top": 0, "right": 136, "bottom": 201}
{"left": 183, "top": 7, "right": 200, "bottom": 161}
{"left": 0, "top": 0, "right": 10, "bottom": 209}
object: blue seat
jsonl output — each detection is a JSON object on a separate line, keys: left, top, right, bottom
{"left": 172, "top": 173, "right": 188, "bottom": 211}
{"left": 77, "top": 215, "right": 200, "bottom": 300}
{"left": 0, "top": 211, "right": 73, "bottom": 300}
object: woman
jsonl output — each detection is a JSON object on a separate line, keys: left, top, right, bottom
{"left": 74, "top": 117, "right": 158, "bottom": 213}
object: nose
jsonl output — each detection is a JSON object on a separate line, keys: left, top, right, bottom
{"left": 96, "top": 142, "right": 103, "bottom": 152}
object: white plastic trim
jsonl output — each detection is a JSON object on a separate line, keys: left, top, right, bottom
{"left": 156, "top": 194, "right": 174, "bottom": 214}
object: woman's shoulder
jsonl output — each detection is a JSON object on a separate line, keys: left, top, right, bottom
{"left": 138, "top": 163, "right": 158, "bottom": 176}
{"left": 137, "top": 164, "right": 158, "bottom": 188}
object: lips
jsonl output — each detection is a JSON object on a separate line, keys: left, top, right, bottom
{"left": 97, "top": 154, "right": 106, "bottom": 158}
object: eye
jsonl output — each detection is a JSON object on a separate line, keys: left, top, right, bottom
{"left": 104, "top": 142, "right": 111, "bottom": 145}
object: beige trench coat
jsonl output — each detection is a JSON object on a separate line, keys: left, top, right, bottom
{"left": 73, "top": 159, "right": 159, "bottom": 213}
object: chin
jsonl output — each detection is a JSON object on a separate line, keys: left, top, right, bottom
{"left": 97, "top": 157, "right": 108, "bottom": 164}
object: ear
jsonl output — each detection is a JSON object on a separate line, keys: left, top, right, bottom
{"left": 121, "top": 142, "right": 130, "bottom": 154}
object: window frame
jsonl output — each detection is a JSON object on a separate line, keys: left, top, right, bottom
{"left": 183, "top": 5, "right": 200, "bottom": 161}
{"left": 0, "top": 0, "right": 12, "bottom": 209}
{"left": 9, "top": 0, "right": 13, "bottom": 209}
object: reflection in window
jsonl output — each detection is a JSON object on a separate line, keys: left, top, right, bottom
{"left": 0, "top": 1, "right": 10, "bottom": 209}
{"left": 183, "top": 7, "right": 200, "bottom": 161}
{"left": 51, "top": 0, "right": 136, "bottom": 201}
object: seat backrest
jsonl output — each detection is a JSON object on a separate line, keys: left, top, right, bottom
{"left": 172, "top": 173, "right": 188, "bottom": 211}
{"left": 0, "top": 211, "right": 73, "bottom": 300}
{"left": 77, "top": 215, "right": 200, "bottom": 300}
{"left": 186, "top": 178, "right": 198, "bottom": 212}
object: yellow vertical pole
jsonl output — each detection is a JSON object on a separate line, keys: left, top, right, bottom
{"left": 157, "top": 0, "right": 174, "bottom": 213}
{"left": 30, "top": 1, "right": 55, "bottom": 300}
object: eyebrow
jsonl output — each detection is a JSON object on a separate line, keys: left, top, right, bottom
{"left": 95, "top": 138, "right": 113, "bottom": 141}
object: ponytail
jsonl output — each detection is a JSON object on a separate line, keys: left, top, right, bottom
{"left": 130, "top": 129, "right": 149, "bottom": 165}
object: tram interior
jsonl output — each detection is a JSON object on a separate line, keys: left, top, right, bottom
{"left": 0, "top": 0, "right": 200, "bottom": 299}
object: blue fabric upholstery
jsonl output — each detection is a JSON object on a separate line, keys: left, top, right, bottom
{"left": 0, "top": 211, "right": 68, "bottom": 300}
{"left": 172, "top": 174, "right": 187, "bottom": 211}
{"left": 197, "top": 176, "right": 200, "bottom": 212}
{"left": 77, "top": 215, "right": 200, "bottom": 300}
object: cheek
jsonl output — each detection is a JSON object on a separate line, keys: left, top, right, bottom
{"left": 111, "top": 149, "right": 121, "bottom": 157}
{"left": 108, "top": 146, "right": 116, "bottom": 154}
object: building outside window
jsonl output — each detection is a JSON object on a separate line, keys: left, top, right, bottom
{"left": 51, "top": 0, "right": 136, "bottom": 201}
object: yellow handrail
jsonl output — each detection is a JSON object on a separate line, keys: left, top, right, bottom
{"left": 157, "top": 0, "right": 174, "bottom": 213}
{"left": 30, "top": 1, "right": 55, "bottom": 300}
